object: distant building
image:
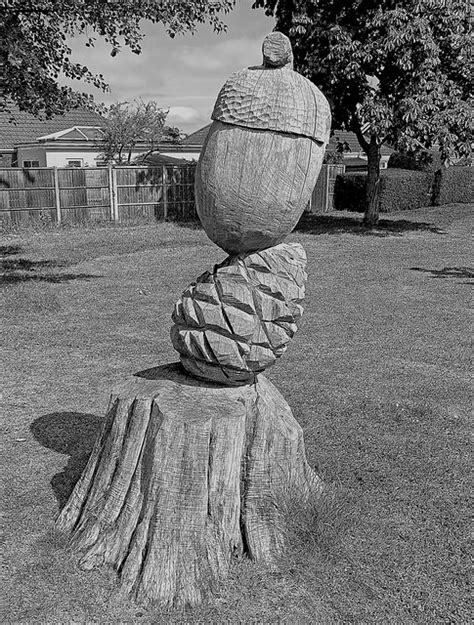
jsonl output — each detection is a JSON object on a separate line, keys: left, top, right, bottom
{"left": 327, "top": 131, "right": 393, "bottom": 170}
{"left": 0, "top": 105, "right": 393, "bottom": 171}
{"left": 160, "top": 124, "right": 394, "bottom": 170}
{"left": 0, "top": 105, "right": 183, "bottom": 168}
{"left": 0, "top": 106, "right": 106, "bottom": 167}
{"left": 159, "top": 124, "right": 212, "bottom": 162}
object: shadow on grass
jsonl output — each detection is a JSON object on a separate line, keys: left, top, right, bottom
{"left": 1, "top": 257, "right": 100, "bottom": 285}
{"left": 296, "top": 214, "right": 444, "bottom": 236}
{"left": 1, "top": 244, "right": 23, "bottom": 256}
{"left": 411, "top": 266, "right": 474, "bottom": 284}
{"left": 30, "top": 412, "right": 104, "bottom": 509}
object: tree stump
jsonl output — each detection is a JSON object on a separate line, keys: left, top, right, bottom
{"left": 56, "top": 363, "right": 321, "bottom": 608}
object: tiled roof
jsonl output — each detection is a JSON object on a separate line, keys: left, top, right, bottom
{"left": 138, "top": 153, "right": 193, "bottom": 165}
{"left": 181, "top": 124, "right": 393, "bottom": 155}
{"left": 328, "top": 131, "right": 362, "bottom": 153}
{"left": 0, "top": 104, "right": 105, "bottom": 150}
{"left": 329, "top": 130, "right": 394, "bottom": 156}
{"left": 181, "top": 123, "right": 213, "bottom": 147}
{"left": 37, "top": 126, "right": 103, "bottom": 141}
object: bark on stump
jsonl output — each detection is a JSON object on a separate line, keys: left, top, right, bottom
{"left": 56, "top": 363, "right": 321, "bottom": 608}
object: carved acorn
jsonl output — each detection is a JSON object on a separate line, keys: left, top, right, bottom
{"left": 195, "top": 32, "right": 331, "bottom": 255}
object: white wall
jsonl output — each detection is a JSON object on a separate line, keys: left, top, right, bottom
{"left": 45, "top": 150, "right": 146, "bottom": 167}
{"left": 45, "top": 150, "right": 101, "bottom": 167}
{"left": 343, "top": 152, "right": 391, "bottom": 169}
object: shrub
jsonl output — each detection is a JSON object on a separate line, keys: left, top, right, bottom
{"left": 388, "top": 150, "right": 442, "bottom": 172}
{"left": 432, "top": 166, "right": 473, "bottom": 205}
{"left": 334, "top": 173, "right": 366, "bottom": 211}
{"left": 379, "top": 168, "right": 434, "bottom": 212}
{"left": 334, "top": 169, "right": 434, "bottom": 212}
{"left": 323, "top": 149, "right": 344, "bottom": 164}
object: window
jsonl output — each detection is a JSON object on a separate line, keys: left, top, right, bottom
{"left": 23, "top": 160, "right": 40, "bottom": 168}
{"left": 66, "top": 159, "right": 83, "bottom": 167}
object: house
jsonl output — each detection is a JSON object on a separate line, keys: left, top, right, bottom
{"left": 0, "top": 105, "right": 184, "bottom": 168}
{"left": 136, "top": 153, "right": 193, "bottom": 166}
{"left": 0, "top": 105, "right": 106, "bottom": 167}
{"left": 160, "top": 124, "right": 393, "bottom": 170}
{"left": 159, "top": 124, "right": 211, "bottom": 162}
{"left": 327, "top": 131, "right": 394, "bottom": 170}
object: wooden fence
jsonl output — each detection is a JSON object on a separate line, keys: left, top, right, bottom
{"left": 0, "top": 163, "right": 344, "bottom": 227}
{"left": 0, "top": 164, "right": 196, "bottom": 227}
{"left": 306, "top": 164, "right": 346, "bottom": 213}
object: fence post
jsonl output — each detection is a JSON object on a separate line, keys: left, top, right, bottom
{"left": 53, "top": 166, "right": 61, "bottom": 224}
{"left": 112, "top": 167, "right": 119, "bottom": 222}
{"left": 324, "top": 165, "right": 330, "bottom": 213}
{"left": 162, "top": 165, "right": 168, "bottom": 220}
{"left": 107, "top": 165, "right": 113, "bottom": 221}
{"left": 108, "top": 165, "right": 119, "bottom": 222}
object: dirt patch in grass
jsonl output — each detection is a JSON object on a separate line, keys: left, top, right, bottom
{"left": 2, "top": 206, "right": 472, "bottom": 622}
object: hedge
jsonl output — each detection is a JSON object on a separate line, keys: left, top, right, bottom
{"left": 334, "top": 173, "right": 366, "bottom": 211}
{"left": 334, "top": 169, "right": 433, "bottom": 212}
{"left": 432, "top": 166, "right": 473, "bottom": 206}
{"left": 378, "top": 169, "right": 433, "bottom": 212}
{"left": 335, "top": 165, "right": 473, "bottom": 212}
{"left": 388, "top": 150, "right": 442, "bottom": 172}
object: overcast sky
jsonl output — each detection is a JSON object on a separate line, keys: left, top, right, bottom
{"left": 67, "top": 3, "right": 275, "bottom": 135}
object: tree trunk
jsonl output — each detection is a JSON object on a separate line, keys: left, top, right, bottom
{"left": 56, "top": 363, "right": 321, "bottom": 608}
{"left": 363, "top": 136, "right": 382, "bottom": 227}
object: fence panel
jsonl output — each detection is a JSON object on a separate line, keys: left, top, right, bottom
{"left": 2, "top": 161, "right": 337, "bottom": 226}
{"left": 327, "top": 165, "right": 345, "bottom": 210}
{"left": 116, "top": 167, "right": 165, "bottom": 222}
{"left": 85, "top": 169, "right": 111, "bottom": 221}
{"left": 166, "top": 164, "right": 197, "bottom": 221}
{"left": 114, "top": 165, "right": 197, "bottom": 222}
{"left": 308, "top": 167, "right": 327, "bottom": 213}
{"left": 58, "top": 167, "right": 110, "bottom": 224}
{"left": 0, "top": 168, "right": 56, "bottom": 226}
{"left": 306, "top": 164, "right": 346, "bottom": 213}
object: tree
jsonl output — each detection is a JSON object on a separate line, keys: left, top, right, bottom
{"left": 1, "top": 0, "right": 235, "bottom": 118}
{"left": 253, "top": 0, "right": 473, "bottom": 225}
{"left": 98, "top": 100, "right": 180, "bottom": 164}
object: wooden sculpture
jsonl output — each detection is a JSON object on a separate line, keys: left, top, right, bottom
{"left": 196, "top": 31, "right": 331, "bottom": 254}
{"left": 57, "top": 32, "right": 331, "bottom": 609}
{"left": 171, "top": 243, "right": 307, "bottom": 385}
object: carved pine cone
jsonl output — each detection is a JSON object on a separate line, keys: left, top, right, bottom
{"left": 171, "top": 243, "right": 306, "bottom": 385}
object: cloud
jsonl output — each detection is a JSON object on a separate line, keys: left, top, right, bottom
{"left": 167, "top": 106, "right": 200, "bottom": 124}
{"left": 176, "top": 37, "right": 264, "bottom": 73}
{"left": 62, "top": 5, "right": 274, "bottom": 133}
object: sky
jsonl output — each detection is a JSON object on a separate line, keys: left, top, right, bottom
{"left": 67, "top": 2, "right": 275, "bottom": 135}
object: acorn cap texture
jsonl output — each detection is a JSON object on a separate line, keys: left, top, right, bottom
{"left": 211, "top": 32, "right": 331, "bottom": 144}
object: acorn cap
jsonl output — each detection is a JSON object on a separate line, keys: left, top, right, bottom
{"left": 211, "top": 32, "right": 331, "bottom": 144}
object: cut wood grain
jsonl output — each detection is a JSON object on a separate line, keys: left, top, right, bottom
{"left": 196, "top": 122, "right": 325, "bottom": 253}
{"left": 195, "top": 32, "right": 331, "bottom": 254}
{"left": 56, "top": 363, "right": 321, "bottom": 608}
{"left": 262, "top": 31, "right": 293, "bottom": 68}
{"left": 56, "top": 32, "right": 330, "bottom": 612}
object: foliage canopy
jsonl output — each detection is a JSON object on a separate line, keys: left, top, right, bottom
{"left": 98, "top": 99, "right": 180, "bottom": 164}
{"left": 1, "top": 0, "right": 235, "bottom": 117}
{"left": 253, "top": 0, "right": 473, "bottom": 223}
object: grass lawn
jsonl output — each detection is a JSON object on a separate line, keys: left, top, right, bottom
{"left": 1, "top": 204, "right": 472, "bottom": 623}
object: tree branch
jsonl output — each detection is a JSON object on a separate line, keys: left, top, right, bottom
{"left": 351, "top": 116, "right": 370, "bottom": 154}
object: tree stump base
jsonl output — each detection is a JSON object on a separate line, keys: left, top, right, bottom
{"left": 56, "top": 363, "right": 321, "bottom": 607}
